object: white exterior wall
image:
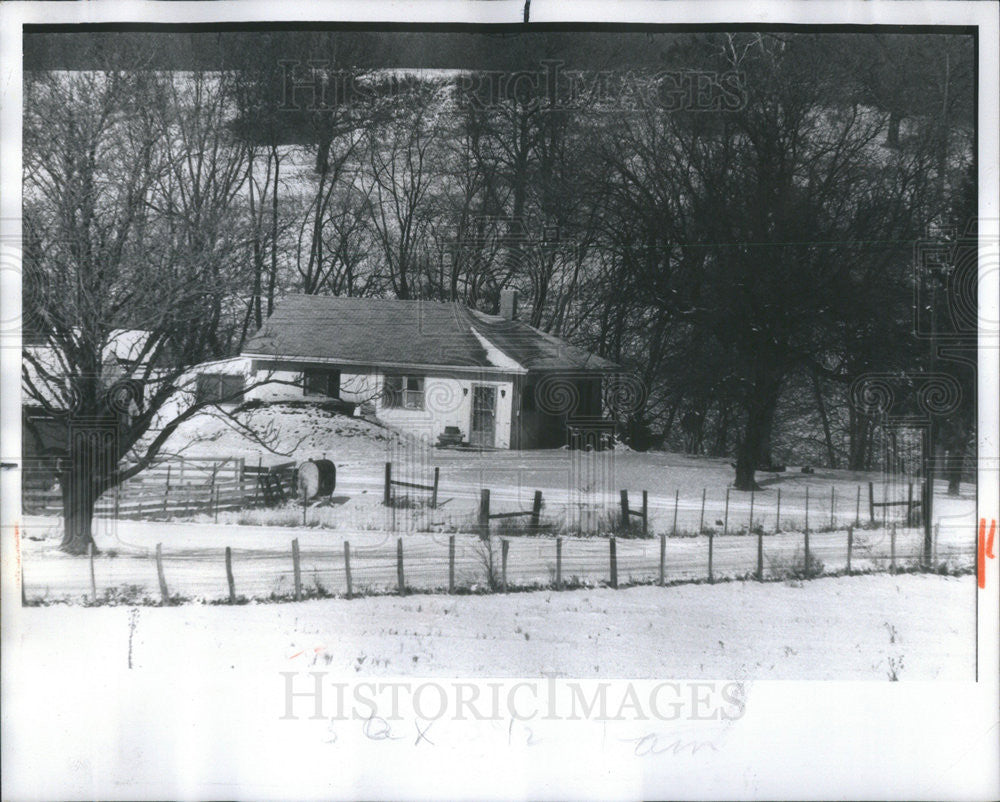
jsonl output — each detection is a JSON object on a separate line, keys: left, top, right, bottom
{"left": 373, "top": 373, "right": 514, "bottom": 449}
{"left": 247, "top": 362, "right": 515, "bottom": 448}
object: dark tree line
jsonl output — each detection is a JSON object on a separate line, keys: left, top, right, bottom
{"left": 22, "top": 30, "right": 976, "bottom": 551}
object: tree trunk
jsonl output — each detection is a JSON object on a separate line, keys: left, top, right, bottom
{"left": 946, "top": 453, "right": 963, "bottom": 495}
{"left": 734, "top": 432, "right": 759, "bottom": 491}
{"left": 60, "top": 474, "right": 98, "bottom": 555}
{"left": 847, "top": 408, "right": 871, "bottom": 471}
{"left": 735, "top": 369, "right": 783, "bottom": 490}
{"left": 811, "top": 371, "right": 837, "bottom": 468}
{"left": 59, "top": 420, "right": 118, "bottom": 555}
{"left": 755, "top": 405, "right": 776, "bottom": 469}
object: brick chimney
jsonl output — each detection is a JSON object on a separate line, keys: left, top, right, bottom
{"left": 500, "top": 289, "right": 519, "bottom": 321}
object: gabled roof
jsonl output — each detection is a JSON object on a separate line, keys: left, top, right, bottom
{"left": 241, "top": 295, "right": 619, "bottom": 373}
{"left": 466, "top": 309, "right": 619, "bottom": 371}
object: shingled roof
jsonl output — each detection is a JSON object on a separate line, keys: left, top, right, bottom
{"left": 241, "top": 295, "right": 619, "bottom": 373}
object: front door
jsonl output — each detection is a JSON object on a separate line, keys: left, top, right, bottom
{"left": 470, "top": 385, "right": 497, "bottom": 448}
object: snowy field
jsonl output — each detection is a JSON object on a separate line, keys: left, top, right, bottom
{"left": 17, "top": 430, "right": 978, "bottom": 683}
{"left": 19, "top": 441, "right": 977, "bottom": 602}
{"left": 135, "top": 406, "right": 980, "bottom": 538}
{"left": 11, "top": 574, "right": 974, "bottom": 679}
{"left": 20, "top": 512, "right": 975, "bottom": 603}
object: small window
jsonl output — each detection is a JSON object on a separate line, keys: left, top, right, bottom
{"left": 196, "top": 373, "right": 245, "bottom": 404}
{"left": 383, "top": 375, "right": 425, "bottom": 410}
{"left": 303, "top": 369, "right": 341, "bottom": 398}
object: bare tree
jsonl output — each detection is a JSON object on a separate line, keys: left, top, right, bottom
{"left": 361, "top": 85, "right": 444, "bottom": 299}
{"left": 23, "top": 69, "right": 258, "bottom": 554}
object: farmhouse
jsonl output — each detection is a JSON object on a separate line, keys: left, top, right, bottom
{"left": 236, "top": 292, "right": 620, "bottom": 449}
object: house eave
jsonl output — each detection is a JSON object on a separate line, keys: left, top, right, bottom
{"left": 241, "top": 352, "right": 529, "bottom": 376}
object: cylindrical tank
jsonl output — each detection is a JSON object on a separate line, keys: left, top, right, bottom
{"left": 297, "top": 459, "right": 336, "bottom": 500}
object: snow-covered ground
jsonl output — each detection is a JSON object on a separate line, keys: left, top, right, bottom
{"left": 11, "top": 574, "right": 974, "bottom": 679}
{"left": 144, "top": 402, "right": 408, "bottom": 466}
{"left": 20, "top": 512, "right": 974, "bottom": 602}
{"left": 141, "top": 405, "right": 977, "bottom": 540}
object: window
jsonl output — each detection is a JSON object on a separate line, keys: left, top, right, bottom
{"left": 303, "top": 368, "right": 341, "bottom": 398}
{"left": 383, "top": 375, "right": 425, "bottom": 410}
{"left": 196, "top": 373, "right": 245, "bottom": 404}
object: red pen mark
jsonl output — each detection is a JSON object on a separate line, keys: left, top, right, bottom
{"left": 977, "top": 518, "right": 996, "bottom": 589}
{"left": 287, "top": 645, "right": 325, "bottom": 661}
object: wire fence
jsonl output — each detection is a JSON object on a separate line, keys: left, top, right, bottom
{"left": 20, "top": 456, "right": 975, "bottom": 604}
{"left": 22, "top": 521, "right": 974, "bottom": 606}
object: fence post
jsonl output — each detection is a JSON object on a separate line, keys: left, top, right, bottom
{"left": 724, "top": 486, "right": 730, "bottom": 536}
{"left": 163, "top": 464, "right": 171, "bottom": 514}
{"left": 501, "top": 539, "right": 509, "bottom": 593}
{"left": 620, "top": 490, "right": 629, "bottom": 528}
{"left": 344, "top": 541, "right": 353, "bottom": 599}
{"left": 88, "top": 542, "right": 97, "bottom": 602}
{"left": 448, "top": 535, "right": 455, "bottom": 594}
{"left": 906, "top": 482, "right": 914, "bottom": 527}
{"left": 672, "top": 490, "right": 679, "bottom": 536}
{"left": 225, "top": 546, "right": 236, "bottom": 603}
{"left": 155, "top": 543, "right": 169, "bottom": 604}
{"left": 642, "top": 491, "right": 648, "bottom": 537}
{"left": 531, "top": 490, "right": 542, "bottom": 530}
{"left": 479, "top": 489, "right": 491, "bottom": 536}
{"left": 213, "top": 485, "right": 219, "bottom": 524}
{"left": 291, "top": 538, "right": 302, "bottom": 601}
{"left": 384, "top": 462, "right": 392, "bottom": 506}
{"left": 699, "top": 488, "right": 706, "bottom": 535}
{"left": 890, "top": 524, "right": 896, "bottom": 573}
{"left": 830, "top": 486, "right": 835, "bottom": 529}
{"left": 431, "top": 467, "right": 440, "bottom": 509}
{"left": 749, "top": 486, "right": 755, "bottom": 535}
{"left": 775, "top": 487, "right": 781, "bottom": 533}
{"left": 804, "top": 527, "right": 810, "bottom": 574}
{"left": 609, "top": 537, "right": 618, "bottom": 589}
{"left": 846, "top": 526, "right": 853, "bottom": 574}
{"left": 855, "top": 485, "right": 861, "bottom": 527}
{"left": 237, "top": 457, "right": 246, "bottom": 505}
{"left": 253, "top": 457, "right": 262, "bottom": 506}
{"left": 882, "top": 486, "right": 888, "bottom": 531}
{"left": 397, "top": 537, "right": 405, "bottom": 596}
{"left": 708, "top": 529, "right": 714, "bottom": 584}
{"left": 757, "top": 527, "right": 764, "bottom": 582}
{"left": 210, "top": 468, "right": 217, "bottom": 518}
{"left": 114, "top": 487, "right": 120, "bottom": 520}
{"left": 556, "top": 536, "right": 563, "bottom": 589}
{"left": 804, "top": 486, "right": 809, "bottom": 535}
{"left": 659, "top": 531, "right": 666, "bottom": 586}
{"left": 868, "top": 482, "right": 875, "bottom": 524}
{"left": 932, "top": 522, "right": 939, "bottom": 565}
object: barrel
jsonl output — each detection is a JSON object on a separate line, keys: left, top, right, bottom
{"left": 297, "top": 459, "right": 336, "bottom": 500}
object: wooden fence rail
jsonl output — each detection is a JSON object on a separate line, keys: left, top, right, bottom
{"left": 477, "top": 488, "right": 545, "bottom": 532}
{"left": 619, "top": 490, "right": 649, "bottom": 536}
{"left": 384, "top": 462, "right": 439, "bottom": 508}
